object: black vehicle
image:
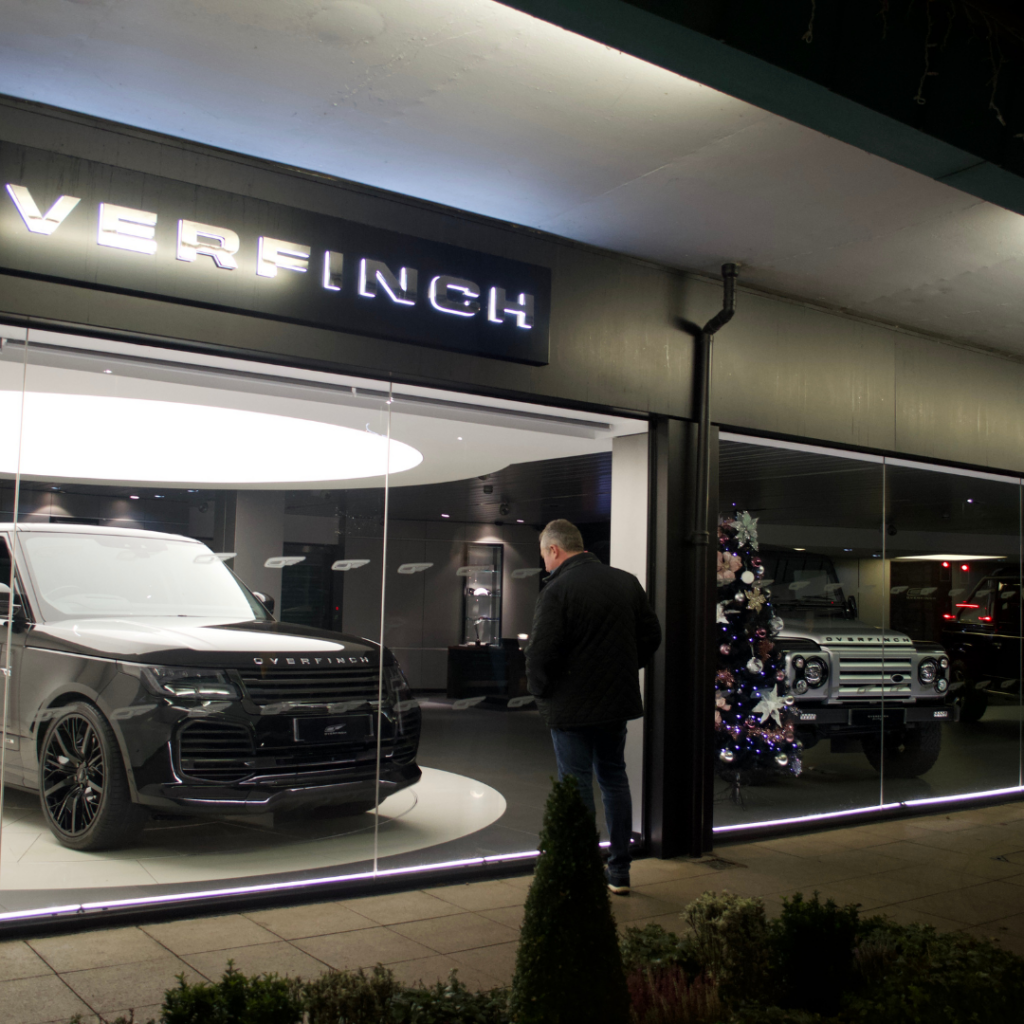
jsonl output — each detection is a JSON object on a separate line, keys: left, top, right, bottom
{"left": 940, "top": 567, "right": 1022, "bottom": 723}
{"left": 0, "top": 525, "right": 421, "bottom": 850}
{"left": 762, "top": 550, "right": 955, "bottom": 777}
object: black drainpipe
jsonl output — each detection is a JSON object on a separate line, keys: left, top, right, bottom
{"left": 686, "top": 263, "right": 738, "bottom": 855}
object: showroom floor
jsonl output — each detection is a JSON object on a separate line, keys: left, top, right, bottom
{"left": 3, "top": 801, "right": 1024, "bottom": 1024}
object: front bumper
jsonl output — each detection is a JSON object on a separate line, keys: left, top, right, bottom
{"left": 793, "top": 704, "right": 959, "bottom": 728}
{"left": 136, "top": 760, "right": 422, "bottom": 815}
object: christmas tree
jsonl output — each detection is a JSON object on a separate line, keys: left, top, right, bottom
{"left": 715, "top": 511, "right": 801, "bottom": 783}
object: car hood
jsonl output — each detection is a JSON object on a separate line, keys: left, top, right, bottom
{"left": 26, "top": 617, "right": 379, "bottom": 663}
{"left": 778, "top": 618, "right": 912, "bottom": 646}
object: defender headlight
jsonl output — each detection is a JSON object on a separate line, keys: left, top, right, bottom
{"left": 137, "top": 665, "right": 240, "bottom": 700}
{"left": 936, "top": 678, "right": 948, "bottom": 692}
{"left": 939, "top": 657, "right": 949, "bottom": 672}
{"left": 918, "top": 659, "right": 937, "bottom": 685}
{"left": 792, "top": 656, "right": 805, "bottom": 670}
{"left": 794, "top": 678, "right": 809, "bottom": 695}
{"left": 804, "top": 658, "right": 827, "bottom": 686}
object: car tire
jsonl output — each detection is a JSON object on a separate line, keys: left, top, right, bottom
{"left": 862, "top": 723, "right": 942, "bottom": 778}
{"left": 949, "top": 660, "right": 988, "bottom": 723}
{"left": 39, "top": 702, "right": 146, "bottom": 851}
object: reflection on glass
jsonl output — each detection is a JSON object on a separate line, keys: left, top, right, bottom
{"left": 0, "top": 328, "right": 647, "bottom": 922}
{"left": 882, "top": 464, "right": 1023, "bottom": 805}
{"left": 716, "top": 437, "right": 887, "bottom": 830}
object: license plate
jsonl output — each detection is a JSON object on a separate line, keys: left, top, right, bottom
{"left": 851, "top": 708, "right": 906, "bottom": 727}
{"left": 292, "top": 715, "right": 373, "bottom": 744}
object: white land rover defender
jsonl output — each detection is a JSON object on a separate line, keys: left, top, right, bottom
{"left": 762, "top": 551, "right": 957, "bottom": 777}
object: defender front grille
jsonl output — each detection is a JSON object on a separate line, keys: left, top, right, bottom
{"left": 837, "top": 652, "right": 915, "bottom": 698}
{"left": 239, "top": 665, "right": 381, "bottom": 706}
{"left": 178, "top": 720, "right": 255, "bottom": 782}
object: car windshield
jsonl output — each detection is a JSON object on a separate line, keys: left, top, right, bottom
{"left": 758, "top": 550, "right": 849, "bottom": 619}
{"left": 16, "top": 532, "right": 267, "bottom": 622}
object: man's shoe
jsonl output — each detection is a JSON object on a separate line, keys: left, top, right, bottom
{"left": 607, "top": 881, "right": 630, "bottom": 896}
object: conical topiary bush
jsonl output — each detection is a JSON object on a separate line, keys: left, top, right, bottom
{"left": 509, "top": 775, "right": 630, "bottom": 1024}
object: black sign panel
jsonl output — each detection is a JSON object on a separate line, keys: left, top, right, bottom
{"left": 0, "top": 143, "right": 550, "bottom": 365}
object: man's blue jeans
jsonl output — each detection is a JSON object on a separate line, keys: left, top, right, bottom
{"left": 550, "top": 721, "right": 633, "bottom": 886}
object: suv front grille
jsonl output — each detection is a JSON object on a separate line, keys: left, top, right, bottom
{"left": 178, "top": 720, "right": 255, "bottom": 782}
{"left": 239, "top": 665, "right": 381, "bottom": 706}
{"left": 837, "top": 651, "right": 914, "bottom": 698}
{"left": 175, "top": 715, "right": 416, "bottom": 784}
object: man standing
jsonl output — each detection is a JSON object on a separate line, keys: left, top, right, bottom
{"left": 525, "top": 518, "right": 662, "bottom": 894}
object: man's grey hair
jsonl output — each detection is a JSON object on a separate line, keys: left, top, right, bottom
{"left": 540, "top": 519, "right": 584, "bottom": 553}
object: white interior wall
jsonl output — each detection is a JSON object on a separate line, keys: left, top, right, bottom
{"left": 611, "top": 432, "right": 649, "bottom": 834}
{"left": 232, "top": 491, "right": 286, "bottom": 612}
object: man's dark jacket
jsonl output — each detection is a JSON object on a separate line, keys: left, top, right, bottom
{"left": 525, "top": 552, "right": 662, "bottom": 729}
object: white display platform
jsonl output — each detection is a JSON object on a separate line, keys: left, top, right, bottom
{"left": 0, "top": 767, "right": 505, "bottom": 890}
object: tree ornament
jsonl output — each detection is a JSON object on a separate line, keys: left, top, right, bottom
{"left": 746, "top": 657, "right": 763, "bottom": 674}
{"left": 783, "top": 694, "right": 796, "bottom": 706}
{"left": 770, "top": 616, "right": 785, "bottom": 634}
{"left": 746, "top": 588, "right": 767, "bottom": 611}
{"left": 775, "top": 752, "right": 789, "bottom": 767}
{"left": 776, "top": 670, "right": 786, "bottom": 682}
{"left": 741, "top": 570, "right": 755, "bottom": 584}
{"left": 756, "top": 627, "right": 767, "bottom": 638}
{"left": 720, "top": 643, "right": 732, "bottom": 656}
{"left": 752, "top": 685, "right": 788, "bottom": 727}
{"left": 717, "top": 551, "right": 742, "bottom": 586}
{"left": 734, "top": 511, "right": 760, "bottom": 549}
{"left": 719, "top": 748, "right": 736, "bottom": 764}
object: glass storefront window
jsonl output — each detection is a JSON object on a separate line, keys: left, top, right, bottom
{"left": 0, "top": 325, "right": 648, "bottom": 922}
{"left": 715, "top": 432, "right": 1024, "bottom": 837}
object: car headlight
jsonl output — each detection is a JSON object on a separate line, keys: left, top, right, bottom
{"left": 804, "top": 657, "right": 827, "bottom": 687}
{"left": 794, "top": 678, "right": 809, "bottom": 695}
{"left": 137, "top": 665, "right": 240, "bottom": 700}
{"left": 792, "top": 656, "right": 805, "bottom": 670}
{"left": 918, "top": 659, "right": 937, "bottom": 685}
{"left": 939, "top": 657, "right": 949, "bottom": 672}
{"left": 936, "top": 678, "right": 948, "bottom": 692}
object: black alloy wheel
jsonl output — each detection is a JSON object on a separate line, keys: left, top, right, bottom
{"left": 39, "top": 703, "right": 145, "bottom": 850}
{"left": 948, "top": 660, "right": 989, "bottom": 723}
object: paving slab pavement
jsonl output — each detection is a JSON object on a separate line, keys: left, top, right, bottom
{"left": 2, "top": 801, "right": 1024, "bottom": 1023}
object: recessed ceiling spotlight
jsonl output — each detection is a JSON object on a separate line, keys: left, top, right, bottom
{"left": 517, "top": 519, "right": 524, "bottom": 523}
{"left": 457, "top": 436, "right": 463, "bottom": 441}
{"left": 441, "top": 513, "right": 450, "bottom": 518}
{"left": 129, "top": 495, "right": 139, "bottom": 500}
{"left": 154, "top": 494, "right": 165, "bottom": 498}
{"left": 102, "top": 369, "right": 112, "bottom": 374}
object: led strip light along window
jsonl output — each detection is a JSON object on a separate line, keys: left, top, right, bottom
{"left": 0, "top": 844, "right": 615, "bottom": 924}
{"left": 712, "top": 787, "right": 1024, "bottom": 834}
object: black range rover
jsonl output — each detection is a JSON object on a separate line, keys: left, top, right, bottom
{"left": 0, "top": 524, "right": 421, "bottom": 850}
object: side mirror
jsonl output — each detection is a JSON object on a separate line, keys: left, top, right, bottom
{"left": 0, "top": 582, "right": 27, "bottom": 632}
{"left": 844, "top": 595, "right": 858, "bottom": 620}
{"left": 252, "top": 591, "right": 276, "bottom": 615}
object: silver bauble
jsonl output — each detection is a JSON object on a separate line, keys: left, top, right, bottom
{"left": 783, "top": 694, "right": 796, "bottom": 706}
{"left": 770, "top": 616, "right": 785, "bottom": 633}
{"left": 746, "top": 657, "right": 763, "bottom": 674}
{"left": 741, "top": 570, "right": 755, "bottom": 584}
{"left": 719, "top": 748, "right": 736, "bottom": 764}
{"left": 775, "top": 752, "right": 789, "bottom": 767}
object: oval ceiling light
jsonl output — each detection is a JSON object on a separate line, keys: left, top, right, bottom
{"left": 0, "top": 392, "right": 422, "bottom": 486}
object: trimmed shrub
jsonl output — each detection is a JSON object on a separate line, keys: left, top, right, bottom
{"left": 303, "top": 965, "right": 399, "bottom": 1023}
{"left": 161, "top": 962, "right": 303, "bottom": 1024}
{"left": 845, "top": 916, "right": 1024, "bottom": 1024}
{"left": 509, "top": 775, "right": 629, "bottom": 1024}
{"left": 391, "top": 971, "right": 509, "bottom": 1023}
{"left": 684, "top": 890, "right": 773, "bottom": 1005}
{"left": 774, "top": 892, "right": 859, "bottom": 1016}
{"left": 620, "top": 923, "right": 700, "bottom": 976}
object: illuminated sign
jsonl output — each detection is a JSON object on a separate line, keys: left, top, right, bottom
{"left": 0, "top": 145, "right": 550, "bottom": 365}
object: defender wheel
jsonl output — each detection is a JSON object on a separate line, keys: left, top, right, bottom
{"left": 39, "top": 703, "right": 145, "bottom": 851}
{"left": 950, "top": 661, "right": 988, "bottom": 723}
{"left": 862, "top": 723, "right": 942, "bottom": 778}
